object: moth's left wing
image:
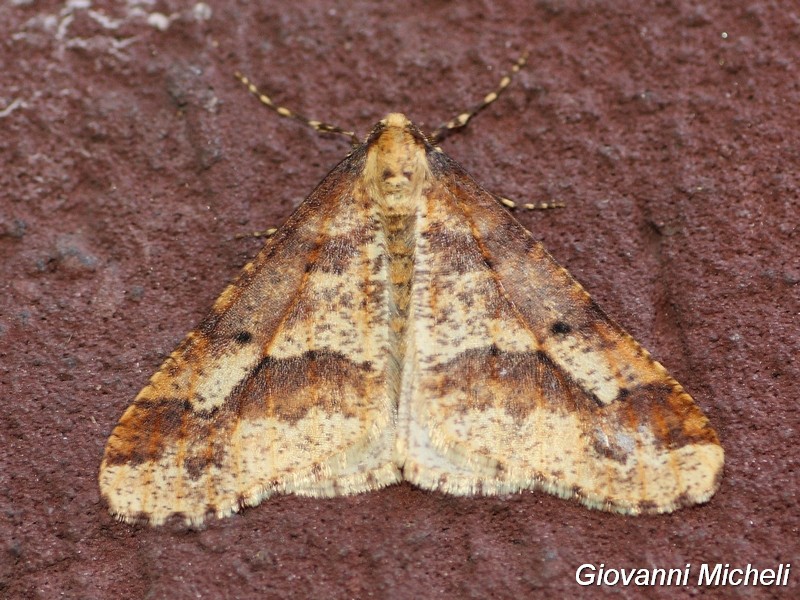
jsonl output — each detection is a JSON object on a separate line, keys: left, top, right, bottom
{"left": 100, "top": 154, "right": 400, "bottom": 526}
{"left": 403, "top": 152, "right": 723, "bottom": 514}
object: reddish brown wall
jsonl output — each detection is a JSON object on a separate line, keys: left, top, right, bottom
{"left": 1, "top": 1, "right": 797, "bottom": 598}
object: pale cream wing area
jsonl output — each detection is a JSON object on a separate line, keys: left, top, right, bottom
{"left": 99, "top": 156, "right": 400, "bottom": 526}
{"left": 403, "top": 154, "right": 723, "bottom": 514}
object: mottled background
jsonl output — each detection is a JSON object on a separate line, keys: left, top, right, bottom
{"left": 1, "top": 1, "right": 797, "bottom": 598}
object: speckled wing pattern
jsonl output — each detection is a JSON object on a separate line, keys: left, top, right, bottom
{"left": 100, "top": 113, "right": 723, "bottom": 526}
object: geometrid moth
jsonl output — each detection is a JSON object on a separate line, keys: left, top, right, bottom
{"left": 99, "top": 57, "right": 723, "bottom": 526}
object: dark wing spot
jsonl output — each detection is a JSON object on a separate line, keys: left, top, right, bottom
{"left": 551, "top": 321, "right": 572, "bottom": 335}
{"left": 234, "top": 331, "right": 253, "bottom": 344}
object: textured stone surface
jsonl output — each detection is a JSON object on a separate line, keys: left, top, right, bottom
{"left": 1, "top": 1, "right": 797, "bottom": 598}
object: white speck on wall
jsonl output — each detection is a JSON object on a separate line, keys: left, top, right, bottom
{"left": 147, "top": 12, "right": 173, "bottom": 31}
{"left": 88, "top": 10, "right": 124, "bottom": 29}
{"left": 193, "top": 3, "right": 212, "bottom": 21}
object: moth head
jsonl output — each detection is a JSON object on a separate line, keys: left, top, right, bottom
{"left": 364, "top": 113, "right": 432, "bottom": 204}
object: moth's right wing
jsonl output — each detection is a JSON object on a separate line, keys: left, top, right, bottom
{"left": 403, "top": 154, "right": 723, "bottom": 514}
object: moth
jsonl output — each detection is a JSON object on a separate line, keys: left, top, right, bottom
{"left": 99, "top": 57, "right": 723, "bottom": 526}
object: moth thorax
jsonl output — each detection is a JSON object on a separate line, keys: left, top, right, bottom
{"left": 366, "top": 119, "right": 431, "bottom": 212}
